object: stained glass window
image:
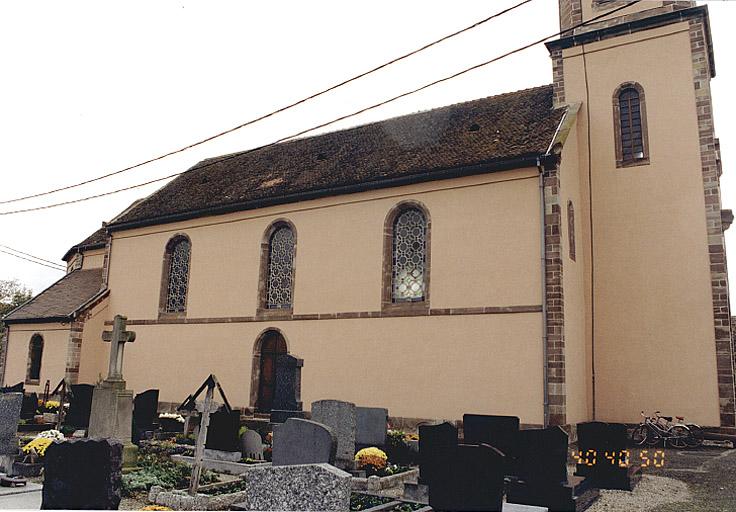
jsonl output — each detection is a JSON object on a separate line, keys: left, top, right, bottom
{"left": 165, "top": 238, "right": 191, "bottom": 313}
{"left": 619, "top": 87, "right": 643, "bottom": 162}
{"left": 266, "top": 226, "right": 295, "bottom": 309}
{"left": 392, "top": 208, "right": 427, "bottom": 302}
{"left": 28, "top": 334, "right": 43, "bottom": 381}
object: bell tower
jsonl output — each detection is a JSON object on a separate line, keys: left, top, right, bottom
{"left": 547, "top": 1, "right": 736, "bottom": 428}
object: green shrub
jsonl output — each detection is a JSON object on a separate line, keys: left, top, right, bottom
{"left": 122, "top": 453, "right": 217, "bottom": 497}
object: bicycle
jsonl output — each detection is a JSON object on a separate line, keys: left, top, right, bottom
{"left": 631, "top": 411, "right": 691, "bottom": 448}
{"left": 672, "top": 415, "right": 704, "bottom": 447}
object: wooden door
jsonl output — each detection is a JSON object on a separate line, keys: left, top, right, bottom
{"left": 256, "top": 331, "right": 287, "bottom": 412}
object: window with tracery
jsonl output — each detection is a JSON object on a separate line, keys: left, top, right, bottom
{"left": 392, "top": 208, "right": 427, "bottom": 302}
{"left": 164, "top": 237, "right": 191, "bottom": 313}
{"left": 27, "top": 334, "right": 43, "bottom": 383}
{"left": 266, "top": 226, "right": 295, "bottom": 309}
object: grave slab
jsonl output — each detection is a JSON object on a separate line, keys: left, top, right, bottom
{"left": 241, "top": 430, "right": 264, "bottom": 460}
{"left": 356, "top": 407, "right": 388, "bottom": 447}
{"left": 0, "top": 393, "right": 22, "bottom": 473}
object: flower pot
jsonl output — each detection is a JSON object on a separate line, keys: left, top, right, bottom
{"left": 33, "top": 415, "right": 45, "bottom": 425}
{"left": 43, "top": 413, "right": 58, "bottom": 424}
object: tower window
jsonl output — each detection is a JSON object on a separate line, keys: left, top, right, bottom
{"left": 613, "top": 82, "right": 650, "bottom": 167}
{"left": 159, "top": 235, "right": 191, "bottom": 315}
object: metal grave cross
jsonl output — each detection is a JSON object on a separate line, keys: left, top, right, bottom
{"left": 101, "top": 315, "right": 136, "bottom": 381}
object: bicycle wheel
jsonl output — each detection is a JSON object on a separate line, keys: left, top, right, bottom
{"left": 686, "top": 424, "right": 704, "bottom": 447}
{"left": 668, "top": 425, "right": 690, "bottom": 448}
{"left": 631, "top": 424, "right": 649, "bottom": 446}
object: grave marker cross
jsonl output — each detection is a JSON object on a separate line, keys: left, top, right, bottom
{"left": 101, "top": 315, "right": 136, "bottom": 381}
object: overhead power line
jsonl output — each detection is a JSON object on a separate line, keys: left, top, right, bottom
{"left": 0, "top": 249, "right": 65, "bottom": 271}
{"left": 0, "top": 0, "right": 536, "bottom": 206}
{"left": 0, "top": 244, "right": 66, "bottom": 268}
{"left": 0, "top": 0, "right": 639, "bottom": 217}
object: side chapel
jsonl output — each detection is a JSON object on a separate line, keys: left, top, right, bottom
{"left": 2, "top": 1, "right": 735, "bottom": 430}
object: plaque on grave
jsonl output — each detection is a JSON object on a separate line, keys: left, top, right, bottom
{"left": 272, "top": 418, "right": 337, "bottom": 466}
{"left": 65, "top": 384, "right": 95, "bottom": 428}
{"left": 241, "top": 430, "right": 264, "bottom": 460}
{"left": 41, "top": 438, "right": 123, "bottom": 510}
{"left": 418, "top": 422, "right": 458, "bottom": 486}
{"left": 205, "top": 408, "right": 241, "bottom": 453}
{"left": 575, "top": 422, "right": 640, "bottom": 490}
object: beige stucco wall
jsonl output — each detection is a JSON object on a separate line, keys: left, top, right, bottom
{"left": 558, "top": 114, "right": 592, "bottom": 425}
{"left": 105, "top": 168, "right": 546, "bottom": 422}
{"left": 81, "top": 248, "right": 106, "bottom": 270}
{"left": 3, "top": 322, "right": 69, "bottom": 391}
{"left": 562, "top": 22, "right": 721, "bottom": 425}
{"left": 77, "top": 300, "right": 110, "bottom": 385}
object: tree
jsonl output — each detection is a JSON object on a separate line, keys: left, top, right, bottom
{"left": 0, "top": 279, "right": 32, "bottom": 318}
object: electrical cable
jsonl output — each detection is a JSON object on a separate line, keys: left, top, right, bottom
{"left": 0, "top": 244, "right": 66, "bottom": 269}
{"left": 0, "top": 249, "right": 65, "bottom": 271}
{"left": 0, "top": 0, "right": 536, "bottom": 206}
{"left": 0, "top": 1, "right": 639, "bottom": 217}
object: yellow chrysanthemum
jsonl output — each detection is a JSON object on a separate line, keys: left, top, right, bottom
{"left": 22, "top": 437, "right": 53, "bottom": 457}
{"left": 354, "top": 447, "right": 388, "bottom": 470}
{"left": 141, "top": 506, "right": 172, "bottom": 511}
{"left": 44, "top": 400, "right": 60, "bottom": 410}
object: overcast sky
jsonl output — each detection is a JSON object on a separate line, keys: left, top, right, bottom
{"left": 1, "top": 0, "right": 735, "bottom": 305}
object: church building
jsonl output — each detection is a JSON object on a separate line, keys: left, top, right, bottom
{"left": 2, "top": 1, "right": 734, "bottom": 431}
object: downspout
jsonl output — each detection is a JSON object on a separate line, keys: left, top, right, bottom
{"left": 538, "top": 156, "right": 549, "bottom": 428}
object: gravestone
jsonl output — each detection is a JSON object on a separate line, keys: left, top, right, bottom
{"left": 463, "top": 414, "right": 519, "bottom": 457}
{"left": 355, "top": 407, "right": 388, "bottom": 447}
{"left": 0, "top": 382, "right": 23, "bottom": 393}
{"left": 429, "top": 443, "right": 506, "bottom": 512}
{"left": 65, "top": 384, "right": 95, "bottom": 428}
{"left": 231, "top": 463, "right": 351, "bottom": 512}
{"left": 507, "top": 426, "right": 599, "bottom": 511}
{"left": 270, "top": 354, "right": 306, "bottom": 423}
{"left": 41, "top": 438, "right": 123, "bottom": 510}
{"left": 272, "top": 418, "right": 337, "bottom": 466}
{"left": 241, "top": 430, "right": 264, "bottom": 460}
{"left": 311, "top": 400, "right": 356, "bottom": 470}
{"left": 575, "top": 422, "right": 640, "bottom": 490}
{"left": 205, "top": 409, "right": 241, "bottom": 453}
{"left": 418, "top": 421, "right": 458, "bottom": 486}
{"left": 0, "top": 393, "right": 22, "bottom": 473}
{"left": 21, "top": 392, "right": 38, "bottom": 420}
{"left": 132, "top": 389, "right": 159, "bottom": 443}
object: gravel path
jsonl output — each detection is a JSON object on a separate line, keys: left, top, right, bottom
{"left": 587, "top": 475, "right": 691, "bottom": 512}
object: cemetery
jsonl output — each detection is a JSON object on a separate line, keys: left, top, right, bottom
{"left": 0, "top": 315, "right": 732, "bottom": 511}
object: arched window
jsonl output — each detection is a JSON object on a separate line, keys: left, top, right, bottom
{"left": 613, "top": 82, "right": 649, "bottom": 167}
{"left": 26, "top": 334, "right": 43, "bottom": 384}
{"left": 266, "top": 226, "right": 295, "bottom": 309}
{"left": 160, "top": 235, "right": 191, "bottom": 315}
{"left": 382, "top": 201, "right": 431, "bottom": 310}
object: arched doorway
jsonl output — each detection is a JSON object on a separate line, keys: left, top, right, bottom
{"left": 253, "top": 330, "right": 287, "bottom": 413}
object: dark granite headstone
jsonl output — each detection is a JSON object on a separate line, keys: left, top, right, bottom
{"left": 506, "top": 426, "right": 600, "bottom": 511}
{"left": 272, "top": 418, "right": 337, "bottom": 466}
{"left": 41, "top": 438, "right": 123, "bottom": 510}
{"left": 205, "top": 409, "right": 241, "bottom": 453}
{"left": 0, "top": 382, "right": 24, "bottom": 393}
{"left": 272, "top": 354, "right": 303, "bottom": 411}
{"left": 132, "top": 389, "right": 159, "bottom": 443}
{"left": 64, "top": 384, "right": 95, "bottom": 428}
{"left": 20, "top": 392, "right": 38, "bottom": 420}
{"left": 418, "top": 422, "right": 458, "bottom": 486}
{"left": 575, "top": 422, "right": 640, "bottom": 490}
{"left": 355, "top": 407, "right": 388, "bottom": 447}
{"left": 0, "top": 393, "right": 22, "bottom": 461}
{"left": 462, "top": 414, "right": 520, "bottom": 457}
{"left": 429, "top": 443, "right": 506, "bottom": 512}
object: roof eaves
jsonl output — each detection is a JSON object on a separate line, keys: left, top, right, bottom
{"left": 3, "top": 316, "right": 71, "bottom": 326}
{"left": 108, "top": 153, "right": 545, "bottom": 233}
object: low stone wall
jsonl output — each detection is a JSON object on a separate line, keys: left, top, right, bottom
{"left": 351, "top": 468, "right": 419, "bottom": 491}
{"left": 149, "top": 485, "right": 248, "bottom": 511}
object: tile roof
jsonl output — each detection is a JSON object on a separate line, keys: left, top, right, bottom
{"left": 109, "top": 84, "right": 564, "bottom": 230}
{"left": 2, "top": 269, "right": 104, "bottom": 324}
{"left": 62, "top": 227, "right": 107, "bottom": 262}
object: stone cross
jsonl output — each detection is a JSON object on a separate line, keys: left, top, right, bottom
{"left": 102, "top": 315, "right": 136, "bottom": 381}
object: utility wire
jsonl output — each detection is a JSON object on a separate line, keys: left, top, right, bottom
{"left": 0, "top": 249, "right": 65, "bottom": 271}
{"left": 0, "top": 0, "right": 536, "bottom": 206}
{"left": 0, "top": 0, "right": 639, "bottom": 217}
{"left": 0, "top": 244, "right": 66, "bottom": 269}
